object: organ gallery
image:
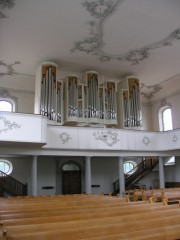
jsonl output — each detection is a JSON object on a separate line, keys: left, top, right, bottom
{"left": 35, "top": 62, "right": 142, "bottom": 129}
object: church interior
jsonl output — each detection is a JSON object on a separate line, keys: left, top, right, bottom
{"left": 0, "top": 0, "right": 180, "bottom": 239}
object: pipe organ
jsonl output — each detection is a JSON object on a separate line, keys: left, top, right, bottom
{"left": 118, "top": 77, "right": 142, "bottom": 129}
{"left": 35, "top": 62, "right": 63, "bottom": 123}
{"left": 85, "top": 71, "right": 99, "bottom": 121}
{"left": 35, "top": 62, "right": 142, "bottom": 128}
{"left": 106, "top": 82, "right": 117, "bottom": 122}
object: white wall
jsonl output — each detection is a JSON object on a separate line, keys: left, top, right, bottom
{"left": 37, "top": 157, "right": 56, "bottom": 196}
{"left": 91, "top": 157, "right": 119, "bottom": 194}
{"left": 0, "top": 74, "right": 35, "bottom": 114}
{"left": 4, "top": 155, "right": 180, "bottom": 196}
{"left": 150, "top": 75, "right": 180, "bottom": 131}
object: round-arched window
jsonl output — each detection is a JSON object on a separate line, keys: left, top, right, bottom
{"left": 0, "top": 100, "right": 13, "bottom": 112}
{"left": 62, "top": 163, "right": 80, "bottom": 171}
{"left": 0, "top": 160, "right": 13, "bottom": 175}
{"left": 124, "top": 161, "right": 137, "bottom": 174}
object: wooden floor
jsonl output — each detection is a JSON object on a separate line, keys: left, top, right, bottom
{"left": 0, "top": 191, "right": 180, "bottom": 240}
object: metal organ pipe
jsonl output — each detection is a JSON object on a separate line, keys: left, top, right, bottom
{"left": 39, "top": 63, "right": 60, "bottom": 122}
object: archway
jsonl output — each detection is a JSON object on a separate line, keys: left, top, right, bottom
{"left": 62, "top": 162, "right": 81, "bottom": 194}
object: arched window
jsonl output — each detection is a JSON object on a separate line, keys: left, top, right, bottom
{"left": 159, "top": 104, "right": 175, "bottom": 165}
{"left": 0, "top": 89, "right": 17, "bottom": 112}
{"left": 0, "top": 160, "right": 13, "bottom": 175}
{"left": 162, "top": 108, "right": 173, "bottom": 131}
{"left": 0, "top": 100, "right": 13, "bottom": 112}
{"left": 124, "top": 161, "right": 137, "bottom": 174}
{"left": 62, "top": 163, "right": 80, "bottom": 171}
{"left": 159, "top": 105, "right": 173, "bottom": 131}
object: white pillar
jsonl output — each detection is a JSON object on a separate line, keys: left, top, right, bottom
{"left": 85, "top": 157, "right": 91, "bottom": 194}
{"left": 119, "top": 157, "right": 125, "bottom": 197}
{"left": 159, "top": 157, "right": 165, "bottom": 189}
{"left": 32, "top": 156, "right": 38, "bottom": 196}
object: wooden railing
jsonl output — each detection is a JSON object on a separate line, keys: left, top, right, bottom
{"left": 0, "top": 170, "right": 27, "bottom": 196}
{"left": 113, "top": 158, "right": 158, "bottom": 194}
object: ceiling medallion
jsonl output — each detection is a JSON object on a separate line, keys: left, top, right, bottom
{"left": 0, "top": 115, "right": 21, "bottom": 134}
{"left": 93, "top": 129, "right": 119, "bottom": 146}
{"left": 0, "top": 0, "right": 15, "bottom": 19}
{"left": 72, "top": 0, "right": 180, "bottom": 65}
{"left": 0, "top": 60, "right": 21, "bottom": 78}
{"left": 59, "top": 132, "right": 71, "bottom": 144}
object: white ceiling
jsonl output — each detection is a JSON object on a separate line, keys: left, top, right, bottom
{"left": 1, "top": 0, "right": 180, "bottom": 93}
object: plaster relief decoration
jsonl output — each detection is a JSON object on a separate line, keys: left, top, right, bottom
{"left": 72, "top": 0, "right": 180, "bottom": 65}
{"left": 0, "top": 88, "right": 17, "bottom": 102}
{"left": 140, "top": 83, "right": 162, "bottom": 99}
{"left": 172, "top": 134, "right": 178, "bottom": 143}
{"left": 0, "top": 0, "right": 15, "bottom": 19}
{"left": 59, "top": 132, "right": 71, "bottom": 144}
{"left": 0, "top": 60, "right": 21, "bottom": 78}
{"left": 93, "top": 129, "right": 119, "bottom": 146}
{"left": 142, "top": 136, "right": 151, "bottom": 145}
{"left": 0, "top": 115, "right": 21, "bottom": 134}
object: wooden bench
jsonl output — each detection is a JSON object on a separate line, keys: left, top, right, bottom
{"left": 3, "top": 214, "right": 180, "bottom": 240}
{"left": 1, "top": 194, "right": 180, "bottom": 240}
{"left": 162, "top": 192, "right": 180, "bottom": 205}
{"left": 1, "top": 203, "right": 178, "bottom": 227}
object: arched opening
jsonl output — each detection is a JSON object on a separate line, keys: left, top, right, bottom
{"left": 0, "top": 100, "right": 13, "bottom": 112}
{"left": 62, "top": 162, "right": 81, "bottom": 194}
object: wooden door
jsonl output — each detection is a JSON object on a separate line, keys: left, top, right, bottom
{"left": 62, "top": 170, "right": 81, "bottom": 194}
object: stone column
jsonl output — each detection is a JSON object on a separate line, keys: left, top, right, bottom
{"left": 32, "top": 156, "right": 38, "bottom": 196}
{"left": 118, "top": 157, "right": 125, "bottom": 197}
{"left": 159, "top": 157, "right": 165, "bottom": 189}
{"left": 85, "top": 156, "right": 91, "bottom": 194}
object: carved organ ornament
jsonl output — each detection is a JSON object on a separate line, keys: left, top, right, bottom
{"left": 35, "top": 62, "right": 142, "bottom": 129}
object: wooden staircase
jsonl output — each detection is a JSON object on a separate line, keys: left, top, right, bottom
{"left": 0, "top": 170, "right": 27, "bottom": 196}
{"left": 113, "top": 158, "right": 158, "bottom": 194}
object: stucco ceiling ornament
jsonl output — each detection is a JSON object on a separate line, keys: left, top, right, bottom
{"left": 59, "top": 132, "right": 71, "bottom": 144}
{"left": 72, "top": 0, "right": 180, "bottom": 65}
{"left": 93, "top": 129, "right": 119, "bottom": 146}
{"left": 142, "top": 136, "right": 151, "bottom": 145}
{"left": 0, "top": 60, "right": 21, "bottom": 78}
{"left": 0, "top": 115, "right": 21, "bottom": 134}
{"left": 140, "top": 83, "right": 162, "bottom": 99}
{"left": 0, "top": 0, "right": 15, "bottom": 19}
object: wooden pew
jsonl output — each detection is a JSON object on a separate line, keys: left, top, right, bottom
{"left": 81, "top": 225, "right": 180, "bottom": 240}
{"left": 1, "top": 203, "right": 178, "bottom": 227}
{"left": 162, "top": 191, "right": 180, "bottom": 205}
{"left": 3, "top": 214, "right": 180, "bottom": 240}
{"left": 0, "top": 194, "right": 180, "bottom": 240}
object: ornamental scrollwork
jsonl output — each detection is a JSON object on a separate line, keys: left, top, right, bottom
{"left": 172, "top": 134, "right": 178, "bottom": 143}
{"left": 0, "top": 115, "right": 21, "bottom": 134}
{"left": 93, "top": 129, "right": 119, "bottom": 146}
{"left": 72, "top": 0, "right": 180, "bottom": 65}
{"left": 0, "top": 60, "right": 21, "bottom": 78}
{"left": 142, "top": 136, "right": 151, "bottom": 145}
{"left": 59, "top": 132, "right": 71, "bottom": 144}
{"left": 0, "top": 0, "right": 15, "bottom": 19}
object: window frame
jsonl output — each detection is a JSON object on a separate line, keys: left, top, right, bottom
{"left": 158, "top": 105, "right": 173, "bottom": 131}
{"left": 0, "top": 89, "right": 17, "bottom": 112}
{"left": 0, "top": 159, "right": 13, "bottom": 175}
{"left": 124, "top": 160, "right": 137, "bottom": 175}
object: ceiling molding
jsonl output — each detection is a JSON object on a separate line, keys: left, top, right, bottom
{"left": 0, "top": 0, "right": 15, "bottom": 19}
{"left": 72, "top": 0, "right": 180, "bottom": 65}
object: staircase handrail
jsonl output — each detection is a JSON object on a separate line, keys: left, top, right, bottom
{"left": 113, "top": 158, "right": 158, "bottom": 193}
{"left": 0, "top": 170, "right": 27, "bottom": 196}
